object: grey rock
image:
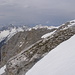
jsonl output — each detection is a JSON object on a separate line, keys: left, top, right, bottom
{"left": 0, "top": 28, "right": 56, "bottom": 67}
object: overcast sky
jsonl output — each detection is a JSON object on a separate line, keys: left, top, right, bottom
{"left": 0, "top": 0, "right": 75, "bottom": 27}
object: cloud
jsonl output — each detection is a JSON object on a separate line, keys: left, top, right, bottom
{"left": 0, "top": 0, "right": 75, "bottom": 26}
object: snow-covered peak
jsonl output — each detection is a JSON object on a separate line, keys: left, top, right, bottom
{"left": 41, "top": 20, "right": 75, "bottom": 39}
{"left": 0, "top": 26, "right": 24, "bottom": 43}
{"left": 66, "top": 20, "right": 75, "bottom": 26}
{"left": 28, "top": 24, "right": 57, "bottom": 31}
{"left": 70, "top": 20, "right": 75, "bottom": 23}
{"left": 62, "top": 19, "right": 75, "bottom": 26}
{"left": 69, "top": 20, "right": 75, "bottom": 26}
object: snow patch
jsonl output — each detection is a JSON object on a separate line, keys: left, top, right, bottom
{"left": 41, "top": 30, "right": 55, "bottom": 38}
{"left": 19, "top": 42, "right": 24, "bottom": 47}
{"left": 18, "top": 42, "right": 24, "bottom": 47}
{"left": 0, "top": 65, "right": 6, "bottom": 75}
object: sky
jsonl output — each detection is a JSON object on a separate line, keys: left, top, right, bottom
{"left": 0, "top": 0, "right": 75, "bottom": 27}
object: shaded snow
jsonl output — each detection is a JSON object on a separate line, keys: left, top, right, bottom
{"left": 41, "top": 30, "right": 55, "bottom": 38}
{"left": 0, "top": 27, "right": 24, "bottom": 42}
{"left": 0, "top": 30, "right": 9, "bottom": 42}
{"left": 0, "top": 65, "right": 6, "bottom": 75}
{"left": 26, "top": 35, "right": 75, "bottom": 75}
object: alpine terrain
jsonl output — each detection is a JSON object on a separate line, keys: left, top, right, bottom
{"left": 0, "top": 20, "right": 75, "bottom": 75}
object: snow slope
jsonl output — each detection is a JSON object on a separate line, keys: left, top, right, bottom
{"left": 26, "top": 34, "right": 75, "bottom": 75}
{"left": 0, "top": 65, "right": 6, "bottom": 75}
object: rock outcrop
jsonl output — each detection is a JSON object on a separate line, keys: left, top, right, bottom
{"left": 5, "top": 20, "right": 75, "bottom": 75}
{"left": 0, "top": 27, "right": 56, "bottom": 67}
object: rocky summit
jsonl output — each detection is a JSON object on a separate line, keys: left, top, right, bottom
{"left": 0, "top": 20, "right": 75, "bottom": 75}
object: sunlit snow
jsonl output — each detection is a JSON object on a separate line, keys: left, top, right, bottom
{"left": 26, "top": 35, "right": 75, "bottom": 75}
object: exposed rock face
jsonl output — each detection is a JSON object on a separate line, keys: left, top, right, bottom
{"left": 0, "top": 25, "right": 26, "bottom": 64}
{"left": 5, "top": 21, "right": 75, "bottom": 75}
{"left": 0, "top": 28, "right": 56, "bottom": 67}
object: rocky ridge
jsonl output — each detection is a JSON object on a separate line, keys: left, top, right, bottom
{"left": 0, "top": 25, "right": 56, "bottom": 68}
{"left": 4, "top": 20, "right": 75, "bottom": 75}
